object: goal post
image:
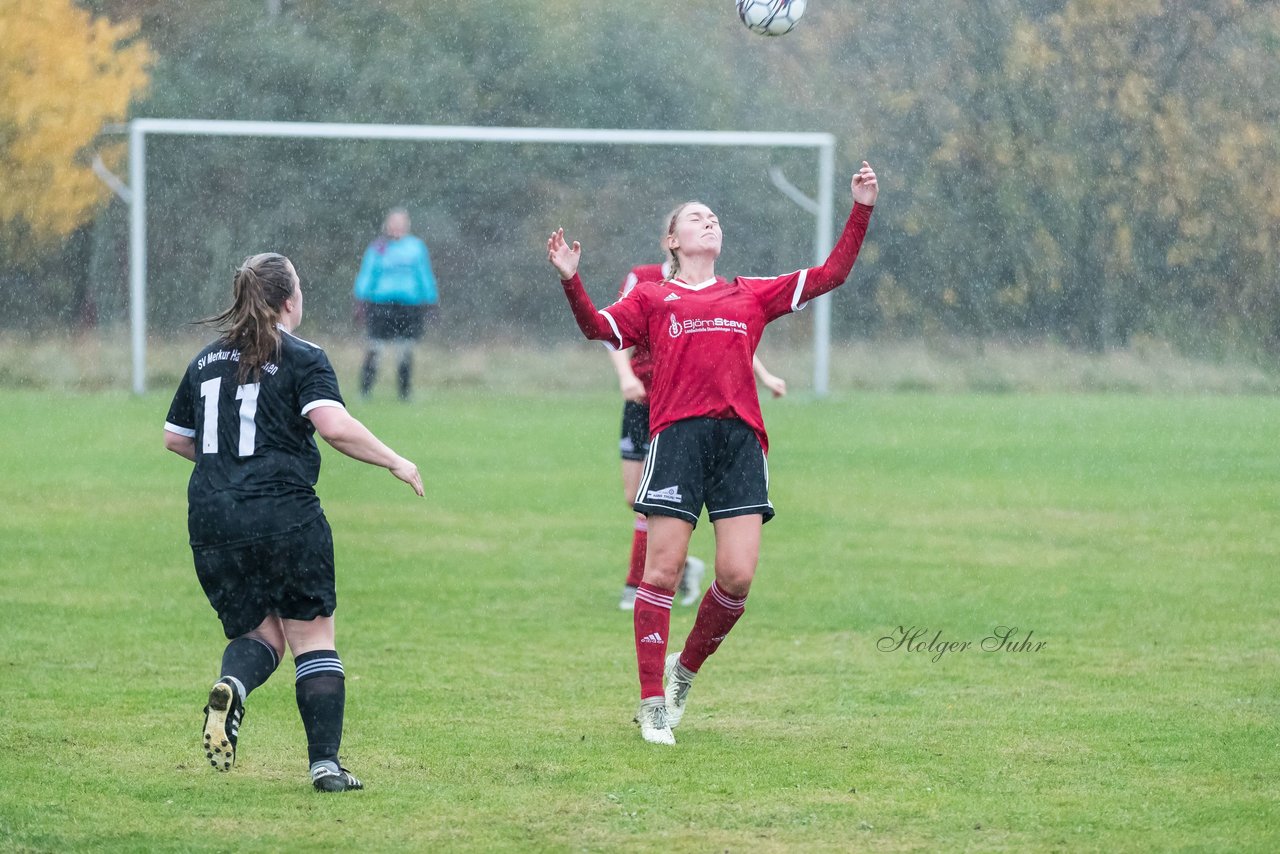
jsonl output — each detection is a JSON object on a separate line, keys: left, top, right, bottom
{"left": 128, "top": 119, "right": 837, "bottom": 395}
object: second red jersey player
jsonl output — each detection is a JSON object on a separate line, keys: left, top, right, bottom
{"left": 616, "top": 262, "right": 664, "bottom": 389}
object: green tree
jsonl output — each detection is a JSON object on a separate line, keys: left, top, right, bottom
{"left": 86, "top": 1, "right": 810, "bottom": 336}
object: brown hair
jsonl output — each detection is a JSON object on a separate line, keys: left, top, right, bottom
{"left": 201, "top": 252, "right": 296, "bottom": 383}
{"left": 662, "top": 201, "right": 707, "bottom": 280}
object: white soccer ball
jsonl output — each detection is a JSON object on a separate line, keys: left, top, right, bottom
{"left": 736, "top": 0, "right": 807, "bottom": 36}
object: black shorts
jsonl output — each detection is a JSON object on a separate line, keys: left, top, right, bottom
{"left": 192, "top": 514, "right": 337, "bottom": 639}
{"left": 367, "top": 303, "right": 430, "bottom": 341}
{"left": 619, "top": 400, "right": 651, "bottom": 461}
{"left": 633, "top": 417, "right": 774, "bottom": 528}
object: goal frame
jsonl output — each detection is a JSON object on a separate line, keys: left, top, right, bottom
{"left": 128, "top": 119, "right": 838, "bottom": 394}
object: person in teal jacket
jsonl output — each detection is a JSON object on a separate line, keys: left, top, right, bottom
{"left": 353, "top": 208, "right": 440, "bottom": 400}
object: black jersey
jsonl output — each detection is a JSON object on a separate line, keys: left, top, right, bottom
{"left": 165, "top": 329, "right": 345, "bottom": 548}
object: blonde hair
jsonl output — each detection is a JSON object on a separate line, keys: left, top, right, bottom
{"left": 662, "top": 200, "right": 707, "bottom": 280}
{"left": 201, "top": 253, "right": 296, "bottom": 383}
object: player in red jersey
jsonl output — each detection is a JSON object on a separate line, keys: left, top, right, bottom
{"left": 549, "top": 162, "right": 878, "bottom": 745}
{"left": 611, "top": 253, "right": 787, "bottom": 612}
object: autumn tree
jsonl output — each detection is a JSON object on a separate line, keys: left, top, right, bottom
{"left": 778, "top": 0, "right": 1280, "bottom": 352}
{"left": 0, "top": 0, "right": 151, "bottom": 253}
{"left": 7, "top": 0, "right": 1279, "bottom": 354}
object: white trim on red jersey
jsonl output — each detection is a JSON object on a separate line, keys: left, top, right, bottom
{"left": 669, "top": 276, "right": 717, "bottom": 291}
{"left": 792, "top": 269, "right": 810, "bottom": 312}
{"left": 598, "top": 309, "right": 626, "bottom": 350}
{"left": 737, "top": 268, "right": 811, "bottom": 312}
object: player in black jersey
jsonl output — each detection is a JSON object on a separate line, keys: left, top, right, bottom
{"left": 164, "top": 252, "right": 423, "bottom": 792}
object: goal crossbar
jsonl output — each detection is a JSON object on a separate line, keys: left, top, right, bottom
{"left": 129, "top": 119, "right": 837, "bottom": 394}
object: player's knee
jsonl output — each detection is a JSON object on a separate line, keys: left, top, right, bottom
{"left": 713, "top": 565, "right": 755, "bottom": 598}
{"left": 245, "top": 629, "right": 285, "bottom": 661}
{"left": 641, "top": 566, "right": 679, "bottom": 589}
{"left": 642, "top": 552, "right": 682, "bottom": 589}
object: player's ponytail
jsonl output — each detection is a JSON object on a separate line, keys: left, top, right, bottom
{"left": 201, "top": 252, "right": 296, "bottom": 384}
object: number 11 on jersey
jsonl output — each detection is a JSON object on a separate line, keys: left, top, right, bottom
{"left": 200, "top": 377, "right": 260, "bottom": 456}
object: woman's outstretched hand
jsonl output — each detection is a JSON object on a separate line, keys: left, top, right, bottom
{"left": 547, "top": 228, "right": 581, "bottom": 280}
{"left": 851, "top": 161, "right": 878, "bottom": 207}
{"left": 389, "top": 456, "right": 424, "bottom": 497}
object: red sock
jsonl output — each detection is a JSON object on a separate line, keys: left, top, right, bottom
{"left": 678, "top": 581, "right": 747, "bottom": 673}
{"left": 624, "top": 518, "right": 647, "bottom": 587}
{"left": 633, "top": 582, "right": 673, "bottom": 699}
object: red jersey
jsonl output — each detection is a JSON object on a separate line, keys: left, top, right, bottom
{"left": 563, "top": 203, "right": 874, "bottom": 454}
{"left": 617, "top": 262, "right": 670, "bottom": 389}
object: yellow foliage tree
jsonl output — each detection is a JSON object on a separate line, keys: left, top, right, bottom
{"left": 0, "top": 0, "right": 151, "bottom": 248}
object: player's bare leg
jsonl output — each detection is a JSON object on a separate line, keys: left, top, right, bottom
{"left": 620, "top": 459, "right": 700, "bottom": 609}
{"left": 707, "top": 514, "right": 761, "bottom": 599}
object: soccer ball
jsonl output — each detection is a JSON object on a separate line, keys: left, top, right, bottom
{"left": 736, "top": 0, "right": 807, "bottom": 36}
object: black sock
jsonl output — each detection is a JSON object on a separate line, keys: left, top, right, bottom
{"left": 361, "top": 351, "right": 378, "bottom": 395}
{"left": 220, "top": 637, "right": 279, "bottom": 700}
{"left": 294, "top": 650, "right": 346, "bottom": 766}
{"left": 397, "top": 359, "right": 412, "bottom": 399}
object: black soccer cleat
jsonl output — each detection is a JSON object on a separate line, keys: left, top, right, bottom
{"left": 201, "top": 680, "right": 243, "bottom": 772}
{"left": 311, "top": 765, "right": 364, "bottom": 793}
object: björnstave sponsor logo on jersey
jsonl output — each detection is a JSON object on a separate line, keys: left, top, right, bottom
{"left": 668, "top": 314, "right": 750, "bottom": 338}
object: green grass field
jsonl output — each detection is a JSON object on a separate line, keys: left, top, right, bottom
{"left": 2, "top": 387, "right": 1278, "bottom": 852}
